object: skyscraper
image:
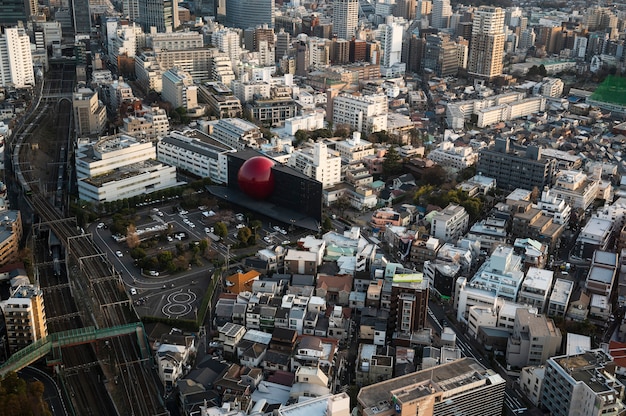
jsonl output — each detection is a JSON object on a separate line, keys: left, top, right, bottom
{"left": 467, "top": 6, "right": 505, "bottom": 80}
{"left": 72, "top": 0, "right": 92, "bottom": 34}
{"left": 333, "top": 0, "right": 359, "bottom": 40}
{"left": 225, "top": 0, "right": 275, "bottom": 30}
{"left": 381, "top": 17, "right": 404, "bottom": 68}
{"left": 431, "top": 0, "right": 451, "bottom": 29}
{"left": 138, "top": 0, "right": 180, "bottom": 33}
{"left": 0, "top": 0, "right": 36, "bottom": 26}
{"left": 0, "top": 26, "right": 35, "bottom": 88}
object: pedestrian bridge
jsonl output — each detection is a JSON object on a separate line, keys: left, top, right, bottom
{"left": 0, "top": 323, "right": 148, "bottom": 377}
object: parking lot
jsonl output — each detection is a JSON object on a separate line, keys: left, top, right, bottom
{"left": 89, "top": 195, "right": 314, "bottom": 319}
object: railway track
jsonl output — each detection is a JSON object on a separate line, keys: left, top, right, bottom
{"left": 13, "top": 63, "right": 167, "bottom": 416}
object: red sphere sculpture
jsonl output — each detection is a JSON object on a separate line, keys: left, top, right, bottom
{"left": 238, "top": 156, "right": 276, "bottom": 200}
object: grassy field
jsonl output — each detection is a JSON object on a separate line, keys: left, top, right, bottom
{"left": 590, "top": 75, "right": 626, "bottom": 105}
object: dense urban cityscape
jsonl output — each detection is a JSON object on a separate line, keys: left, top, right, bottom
{"left": 0, "top": 0, "right": 626, "bottom": 415}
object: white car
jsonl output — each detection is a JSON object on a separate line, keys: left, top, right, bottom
{"left": 115, "top": 250, "right": 123, "bottom": 257}
{"left": 273, "top": 225, "right": 281, "bottom": 232}
{"left": 279, "top": 229, "right": 287, "bottom": 235}
{"left": 263, "top": 236, "right": 271, "bottom": 243}
{"left": 282, "top": 240, "right": 290, "bottom": 245}
{"left": 130, "top": 288, "right": 137, "bottom": 295}
{"left": 205, "top": 227, "right": 211, "bottom": 234}
{"left": 97, "top": 222, "right": 105, "bottom": 229}
{"left": 149, "top": 270, "right": 159, "bottom": 276}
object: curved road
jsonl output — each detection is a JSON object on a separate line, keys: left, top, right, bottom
{"left": 19, "top": 366, "right": 69, "bottom": 416}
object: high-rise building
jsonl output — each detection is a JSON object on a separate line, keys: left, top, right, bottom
{"left": 332, "top": 93, "right": 387, "bottom": 136}
{"left": 431, "top": 0, "right": 451, "bottom": 29}
{"left": 395, "top": 0, "right": 416, "bottom": 20}
{"left": 389, "top": 276, "right": 429, "bottom": 340}
{"left": 357, "top": 358, "right": 506, "bottom": 416}
{"left": 542, "top": 350, "right": 626, "bottom": 416}
{"left": 0, "top": 0, "right": 36, "bottom": 26}
{"left": 72, "top": 0, "right": 92, "bottom": 34}
{"left": 138, "top": 0, "right": 180, "bottom": 33}
{"left": 468, "top": 6, "right": 505, "bottom": 80}
{"left": 225, "top": 0, "right": 275, "bottom": 30}
{"left": 0, "top": 26, "right": 35, "bottom": 88}
{"left": 275, "top": 28, "right": 290, "bottom": 61}
{"left": 288, "top": 142, "right": 342, "bottom": 188}
{"left": 381, "top": 17, "right": 404, "bottom": 68}
{"left": 423, "top": 33, "right": 459, "bottom": 77}
{"left": 333, "top": 0, "right": 359, "bottom": 40}
{"left": 123, "top": 0, "right": 141, "bottom": 21}
{"left": 0, "top": 285, "right": 48, "bottom": 355}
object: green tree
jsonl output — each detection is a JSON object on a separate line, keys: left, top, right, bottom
{"left": 237, "top": 226, "right": 252, "bottom": 245}
{"left": 294, "top": 129, "right": 308, "bottom": 146}
{"left": 382, "top": 146, "right": 403, "bottom": 179}
{"left": 214, "top": 222, "right": 228, "bottom": 238}
{"left": 322, "top": 216, "right": 332, "bottom": 232}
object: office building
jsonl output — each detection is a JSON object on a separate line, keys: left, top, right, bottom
{"left": 468, "top": 6, "right": 505, "bottom": 80}
{"left": 333, "top": 0, "right": 359, "bottom": 40}
{"left": 161, "top": 68, "right": 198, "bottom": 111}
{"left": 430, "top": 204, "right": 469, "bottom": 243}
{"left": 123, "top": 0, "right": 141, "bottom": 21}
{"left": 288, "top": 142, "right": 342, "bottom": 189}
{"left": 431, "top": 0, "right": 451, "bottom": 29}
{"left": 357, "top": 358, "right": 506, "bottom": 416}
{"left": 73, "top": 87, "right": 107, "bottom": 137}
{"left": 76, "top": 134, "right": 180, "bottom": 202}
{"left": 0, "top": 26, "right": 35, "bottom": 88}
{"left": 422, "top": 34, "right": 460, "bottom": 77}
{"left": 0, "top": 0, "right": 36, "bottom": 26}
{"left": 138, "top": 0, "right": 180, "bottom": 32}
{"left": 542, "top": 350, "right": 626, "bottom": 416}
{"left": 157, "top": 129, "right": 235, "bottom": 183}
{"left": 506, "top": 308, "right": 561, "bottom": 368}
{"left": 0, "top": 285, "right": 47, "bottom": 355}
{"left": 225, "top": 0, "right": 275, "bottom": 29}
{"left": 477, "top": 138, "right": 557, "bottom": 191}
{"left": 551, "top": 169, "right": 599, "bottom": 210}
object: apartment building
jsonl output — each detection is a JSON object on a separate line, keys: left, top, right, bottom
{"left": 0, "top": 26, "right": 35, "bottom": 88}
{"left": 546, "top": 278, "right": 573, "bottom": 318}
{"left": 332, "top": 93, "right": 388, "bottom": 136}
{"left": 517, "top": 268, "right": 555, "bottom": 312}
{"left": 161, "top": 68, "right": 198, "bottom": 111}
{"left": 506, "top": 308, "right": 561, "bottom": 368}
{"left": 388, "top": 276, "right": 429, "bottom": 342}
{"left": 73, "top": 88, "right": 107, "bottom": 137}
{"left": 551, "top": 170, "right": 599, "bottom": 210}
{"left": 427, "top": 141, "right": 478, "bottom": 170}
{"left": 198, "top": 82, "right": 242, "bottom": 119}
{"left": 208, "top": 118, "right": 263, "bottom": 150}
{"left": 476, "top": 138, "right": 557, "bottom": 191}
{"left": 288, "top": 142, "right": 341, "bottom": 189}
{"left": 334, "top": 132, "right": 375, "bottom": 163}
{"left": 0, "top": 210, "right": 22, "bottom": 267}
{"left": 430, "top": 204, "right": 469, "bottom": 243}
{"left": 0, "top": 285, "right": 47, "bottom": 354}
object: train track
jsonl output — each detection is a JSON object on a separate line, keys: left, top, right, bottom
{"left": 14, "top": 63, "right": 167, "bottom": 416}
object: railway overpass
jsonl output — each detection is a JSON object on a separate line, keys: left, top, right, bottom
{"left": 0, "top": 323, "right": 149, "bottom": 378}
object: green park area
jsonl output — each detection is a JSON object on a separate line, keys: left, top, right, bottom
{"left": 590, "top": 75, "right": 626, "bottom": 106}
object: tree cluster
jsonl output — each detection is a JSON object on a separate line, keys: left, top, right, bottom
{"left": 0, "top": 372, "right": 51, "bottom": 416}
{"left": 414, "top": 186, "right": 484, "bottom": 221}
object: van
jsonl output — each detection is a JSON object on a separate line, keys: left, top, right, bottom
{"left": 130, "top": 288, "right": 137, "bottom": 295}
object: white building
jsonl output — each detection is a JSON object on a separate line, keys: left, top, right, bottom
{"left": 148, "top": 30, "right": 203, "bottom": 51}
{"left": 0, "top": 25, "right": 35, "bottom": 88}
{"left": 334, "top": 132, "right": 375, "bottom": 163}
{"left": 517, "top": 267, "right": 554, "bottom": 312}
{"left": 332, "top": 93, "right": 388, "bottom": 136}
{"left": 157, "top": 129, "right": 235, "bottom": 183}
{"left": 284, "top": 111, "right": 325, "bottom": 135}
{"left": 232, "top": 80, "right": 271, "bottom": 103}
{"left": 135, "top": 51, "right": 164, "bottom": 92}
{"left": 162, "top": 68, "right": 198, "bottom": 111}
{"left": 379, "top": 17, "right": 404, "bottom": 69}
{"left": 533, "top": 77, "right": 564, "bottom": 97}
{"left": 536, "top": 187, "right": 571, "bottom": 225}
{"left": 427, "top": 141, "right": 478, "bottom": 170}
{"left": 288, "top": 142, "right": 341, "bottom": 188}
{"left": 0, "top": 284, "right": 47, "bottom": 354}
{"left": 212, "top": 28, "right": 242, "bottom": 64}
{"left": 76, "top": 134, "right": 180, "bottom": 202}
{"left": 471, "top": 245, "right": 525, "bottom": 302}
{"left": 465, "top": 217, "right": 508, "bottom": 252}
{"left": 551, "top": 169, "right": 599, "bottom": 210}
{"left": 209, "top": 118, "right": 263, "bottom": 150}
{"left": 546, "top": 278, "right": 573, "bottom": 318}
{"left": 107, "top": 22, "right": 142, "bottom": 69}
{"left": 333, "top": 0, "right": 359, "bottom": 40}
{"left": 431, "top": 204, "right": 470, "bottom": 243}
